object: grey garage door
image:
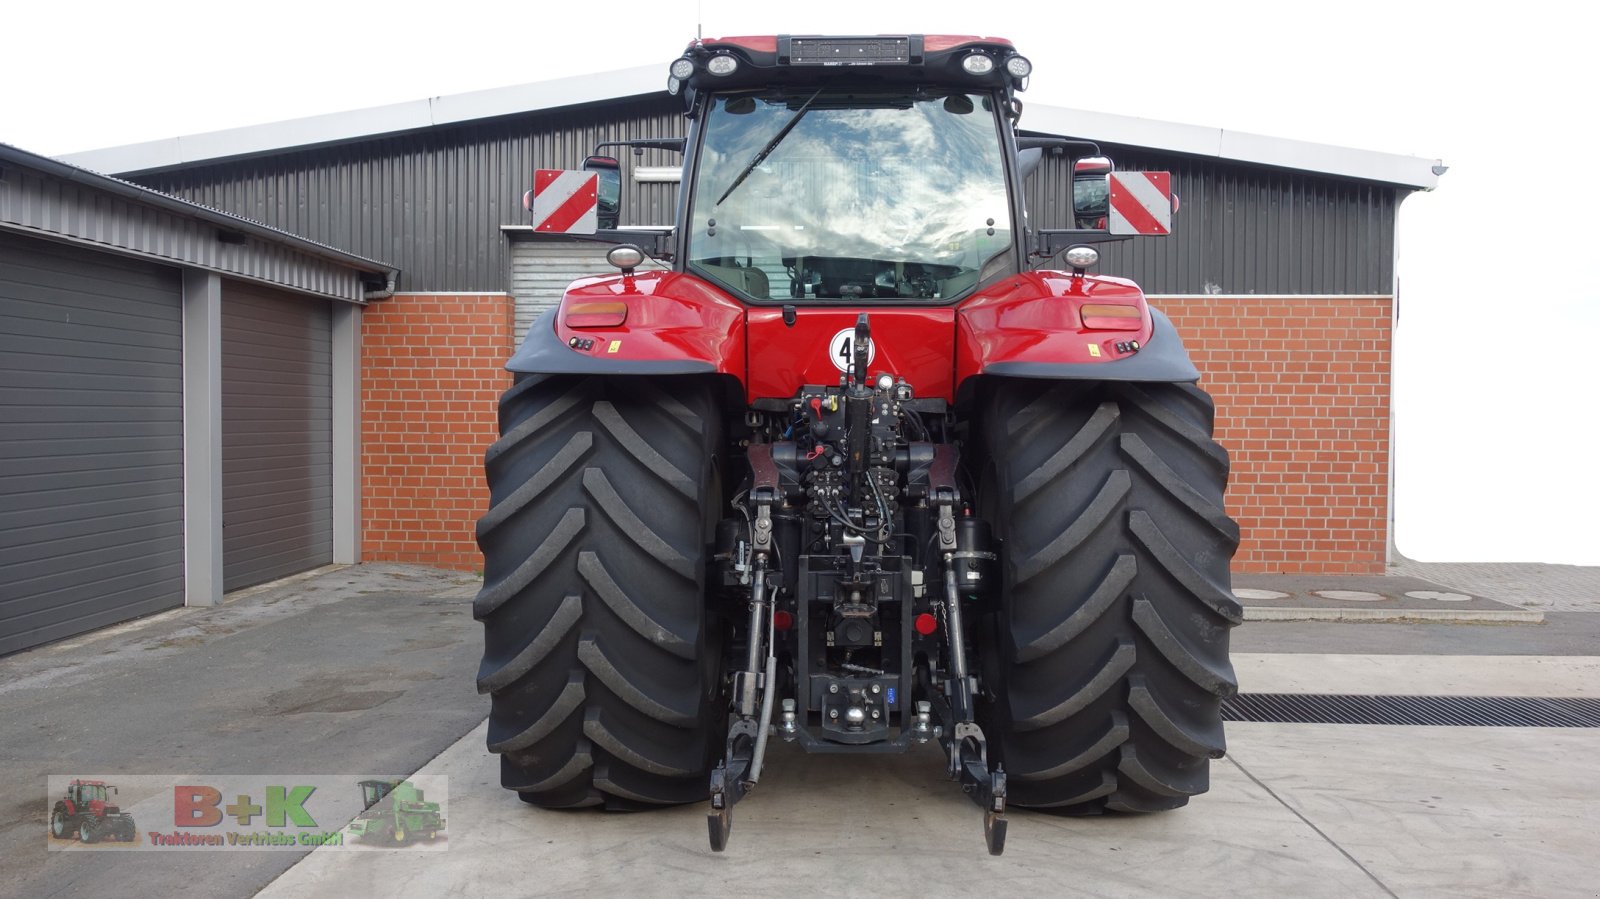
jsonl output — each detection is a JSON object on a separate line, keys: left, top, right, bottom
{"left": 221, "top": 281, "right": 333, "bottom": 591}
{"left": 0, "top": 232, "right": 185, "bottom": 656}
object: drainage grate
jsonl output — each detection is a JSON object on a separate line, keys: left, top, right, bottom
{"left": 1223, "top": 694, "right": 1600, "bottom": 727}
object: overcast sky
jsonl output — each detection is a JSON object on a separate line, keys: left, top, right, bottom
{"left": 5, "top": 0, "right": 1597, "bottom": 564}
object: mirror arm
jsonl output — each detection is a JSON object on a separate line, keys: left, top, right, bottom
{"left": 1030, "top": 229, "right": 1133, "bottom": 259}
{"left": 530, "top": 228, "right": 676, "bottom": 262}
{"left": 591, "top": 138, "right": 687, "bottom": 156}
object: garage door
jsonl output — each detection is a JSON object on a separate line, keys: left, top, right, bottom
{"left": 0, "top": 232, "right": 185, "bottom": 656}
{"left": 221, "top": 281, "right": 333, "bottom": 591}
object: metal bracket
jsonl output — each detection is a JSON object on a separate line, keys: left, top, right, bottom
{"left": 708, "top": 717, "right": 760, "bottom": 852}
{"left": 929, "top": 444, "right": 961, "bottom": 552}
{"left": 951, "top": 722, "right": 1008, "bottom": 855}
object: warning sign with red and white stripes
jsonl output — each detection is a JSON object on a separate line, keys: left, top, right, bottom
{"left": 528, "top": 169, "right": 599, "bottom": 234}
{"left": 1108, "top": 171, "right": 1173, "bottom": 236}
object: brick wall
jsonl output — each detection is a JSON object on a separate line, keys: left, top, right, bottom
{"left": 1158, "top": 297, "right": 1391, "bottom": 575}
{"left": 361, "top": 293, "right": 514, "bottom": 570}
{"left": 358, "top": 293, "right": 1391, "bottom": 575}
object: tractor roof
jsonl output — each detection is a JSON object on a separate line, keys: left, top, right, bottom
{"left": 668, "top": 34, "right": 1031, "bottom": 104}
{"left": 71, "top": 779, "right": 107, "bottom": 786}
{"left": 693, "top": 34, "right": 1014, "bottom": 53}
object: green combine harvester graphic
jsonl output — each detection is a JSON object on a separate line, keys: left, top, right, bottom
{"left": 347, "top": 780, "right": 443, "bottom": 843}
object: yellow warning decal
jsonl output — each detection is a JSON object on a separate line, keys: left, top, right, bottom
{"left": 1087, "top": 344, "right": 1101, "bottom": 358}
{"left": 608, "top": 340, "right": 621, "bottom": 354}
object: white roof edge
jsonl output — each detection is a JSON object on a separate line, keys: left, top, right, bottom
{"left": 59, "top": 65, "right": 664, "bottom": 176}
{"left": 1022, "top": 105, "right": 1440, "bottom": 190}
{"left": 59, "top": 67, "right": 1440, "bottom": 189}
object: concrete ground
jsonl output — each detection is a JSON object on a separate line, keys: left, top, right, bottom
{"left": 2, "top": 560, "right": 1597, "bottom": 898}
{"left": 1392, "top": 559, "right": 1600, "bottom": 613}
{"left": 0, "top": 564, "right": 488, "bottom": 899}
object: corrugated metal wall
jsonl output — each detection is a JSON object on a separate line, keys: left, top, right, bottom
{"left": 142, "top": 97, "right": 686, "bottom": 295}
{"left": 1023, "top": 146, "right": 1400, "bottom": 295}
{"left": 140, "top": 97, "right": 1400, "bottom": 296}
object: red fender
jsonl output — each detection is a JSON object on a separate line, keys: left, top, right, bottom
{"left": 509, "top": 269, "right": 1194, "bottom": 401}
{"left": 510, "top": 271, "right": 747, "bottom": 382}
{"left": 957, "top": 272, "right": 1152, "bottom": 380}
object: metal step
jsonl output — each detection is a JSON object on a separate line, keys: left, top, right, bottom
{"left": 1223, "top": 694, "right": 1600, "bottom": 727}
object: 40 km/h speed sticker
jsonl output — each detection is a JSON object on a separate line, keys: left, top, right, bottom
{"left": 828, "top": 328, "right": 875, "bottom": 372}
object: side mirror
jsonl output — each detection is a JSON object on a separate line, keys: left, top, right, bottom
{"left": 583, "top": 156, "right": 621, "bottom": 230}
{"left": 1072, "top": 157, "right": 1113, "bottom": 230}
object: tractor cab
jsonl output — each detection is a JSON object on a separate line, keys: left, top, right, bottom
{"left": 576, "top": 35, "right": 1162, "bottom": 302}
{"left": 69, "top": 780, "right": 112, "bottom": 807}
{"left": 358, "top": 779, "right": 395, "bottom": 811}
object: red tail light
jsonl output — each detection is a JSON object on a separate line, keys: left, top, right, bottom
{"left": 565, "top": 302, "right": 627, "bottom": 329}
{"left": 1079, "top": 303, "right": 1142, "bottom": 331}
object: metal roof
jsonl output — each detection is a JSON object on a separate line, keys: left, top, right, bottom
{"left": 58, "top": 67, "right": 1442, "bottom": 190}
{"left": 1, "top": 142, "right": 398, "bottom": 284}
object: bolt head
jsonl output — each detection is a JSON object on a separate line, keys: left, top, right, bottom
{"left": 828, "top": 683, "right": 839, "bottom": 694}
{"left": 871, "top": 683, "right": 882, "bottom": 694}
{"left": 829, "top": 709, "right": 839, "bottom": 719}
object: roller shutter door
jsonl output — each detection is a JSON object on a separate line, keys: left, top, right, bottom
{"left": 0, "top": 232, "right": 185, "bottom": 656}
{"left": 221, "top": 281, "right": 333, "bottom": 591}
{"left": 510, "top": 240, "right": 665, "bottom": 342}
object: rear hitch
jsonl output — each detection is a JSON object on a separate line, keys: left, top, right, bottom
{"left": 935, "top": 490, "right": 1008, "bottom": 855}
{"left": 709, "top": 477, "right": 780, "bottom": 853}
{"left": 707, "top": 721, "right": 757, "bottom": 852}
{"left": 953, "top": 722, "right": 1009, "bottom": 855}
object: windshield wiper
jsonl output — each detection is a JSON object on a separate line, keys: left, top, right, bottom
{"left": 714, "top": 89, "right": 822, "bottom": 207}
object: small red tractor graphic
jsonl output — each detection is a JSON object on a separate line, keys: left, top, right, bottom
{"left": 50, "top": 779, "right": 136, "bottom": 843}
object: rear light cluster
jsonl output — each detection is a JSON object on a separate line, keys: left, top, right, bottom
{"left": 565, "top": 302, "right": 627, "bottom": 329}
{"left": 1079, "top": 304, "right": 1143, "bottom": 331}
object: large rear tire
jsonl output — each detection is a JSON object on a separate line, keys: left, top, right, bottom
{"left": 475, "top": 374, "right": 725, "bottom": 809}
{"left": 977, "top": 379, "right": 1241, "bottom": 813}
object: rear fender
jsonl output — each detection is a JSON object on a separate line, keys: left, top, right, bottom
{"left": 506, "top": 271, "right": 747, "bottom": 384}
{"left": 955, "top": 271, "right": 1198, "bottom": 390}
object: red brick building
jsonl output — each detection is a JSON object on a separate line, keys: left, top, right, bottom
{"left": 68, "top": 67, "right": 1439, "bottom": 578}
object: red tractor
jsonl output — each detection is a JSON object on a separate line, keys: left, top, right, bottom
{"left": 51, "top": 779, "right": 136, "bottom": 843}
{"left": 476, "top": 35, "right": 1238, "bottom": 855}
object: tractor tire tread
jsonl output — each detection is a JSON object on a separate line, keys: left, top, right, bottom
{"left": 477, "top": 374, "right": 722, "bottom": 811}
{"left": 979, "top": 378, "right": 1239, "bottom": 815}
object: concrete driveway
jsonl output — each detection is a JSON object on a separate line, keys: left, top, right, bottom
{"left": 0, "top": 565, "right": 488, "bottom": 899}
{"left": 256, "top": 653, "right": 1600, "bottom": 898}
{"left": 4, "top": 562, "right": 1597, "bottom": 898}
